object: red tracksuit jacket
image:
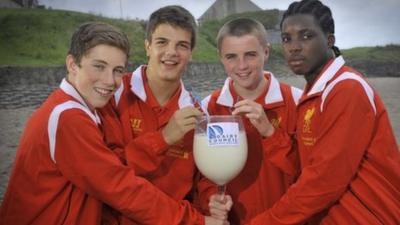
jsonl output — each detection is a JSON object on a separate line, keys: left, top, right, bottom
{"left": 249, "top": 56, "right": 400, "bottom": 225}
{"left": 195, "top": 72, "right": 302, "bottom": 224}
{"left": 110, "top": 65, "right": 199, "bottom": 202}
{"left": 0, "top": 79, "right": 203, "bottom": 225}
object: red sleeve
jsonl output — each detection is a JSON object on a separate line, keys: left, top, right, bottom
{"left": 262, "top": 129, "right": 299, "bottom": 176}
{"left": 98, "top": 101, "right": 127, "bottom": 164}
{"left": 55, "top": 110, "right": 204, "bottom": 225}
{"left": 262, "top": 83, "right": 300, "bottom": 177}
{"left": 124, "top": 131, "right": 170, "bottom": 175}
{"left": 103, "top": 94, "right": 170, "bottom": 176}
{"left": 249, "top": 81, "right": 376, "bottom": 225}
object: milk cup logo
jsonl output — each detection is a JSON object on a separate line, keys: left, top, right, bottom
{"left": 207, "top": 122, "right": 239, "bottom": 146}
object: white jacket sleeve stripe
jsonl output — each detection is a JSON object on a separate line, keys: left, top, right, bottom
{"left": 321, "top": 72, "right": 376, "bottom": 114}
{"left": 48, "top": 101, "right": 99, "bottom": 163}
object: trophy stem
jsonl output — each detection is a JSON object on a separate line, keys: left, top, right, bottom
{"left": 217, "top": 184, "right": 226, "bottom": 201}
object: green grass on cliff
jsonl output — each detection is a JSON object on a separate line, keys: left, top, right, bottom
{"left": 0, "top": 8, "right": 218, "bottom": 66}
{"left": 342, "top": 45, "right": 400, "bottom": 63}
{"left": 1, "top": 8, "right": 399, "bottom": 67}
{"left": 0, "top": 8, "right": 146, "bottom": 65}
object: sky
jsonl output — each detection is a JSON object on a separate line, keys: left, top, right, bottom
{"left": 38, "top": 0, "right": 400, "bottom": 49}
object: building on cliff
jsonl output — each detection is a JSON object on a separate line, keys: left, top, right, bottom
{"left": 198, "top": 0, "right": 283, "bottom": 44}
{"left": 198, "top": 0, "right": 262, "bottom": 23}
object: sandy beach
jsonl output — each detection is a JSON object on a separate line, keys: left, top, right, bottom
{"left": 0, "top": 76, "right": 399, "bottom": 202}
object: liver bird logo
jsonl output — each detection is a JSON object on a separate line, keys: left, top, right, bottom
{"left": 303, "top": 107, "right": 315, "bottom": 133}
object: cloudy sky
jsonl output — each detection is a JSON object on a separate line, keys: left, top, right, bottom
{"left": 38, "top": 0, "right": 400, "bottom": 49}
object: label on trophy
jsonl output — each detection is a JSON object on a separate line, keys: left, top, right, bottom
{"left": 207, "top": 122, "right": 239, "bottom": 146}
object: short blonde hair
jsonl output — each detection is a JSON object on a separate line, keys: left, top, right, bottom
{"left": 216, "top": 18, "right": 269, "bottom": 51}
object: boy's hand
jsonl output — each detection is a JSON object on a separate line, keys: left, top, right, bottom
{"left": 162, "top": 106, "right": 203, "bottom": 145}
{"left": 231, "top": 99, "right": 275, "bottom": 137}
{"left": 205, "top": 216, "right": 230, "bottom": 225}
{"left": 208, "top": 194, "right": 233, "bottom": 221}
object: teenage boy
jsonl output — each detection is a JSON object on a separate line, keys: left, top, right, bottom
{"left": 103, "top": 5, "right": 213, "bottom": 201}
{"left": 249, "top": 0, "right": 400, "bottom": 224}
{"left": 99, "top": 5, "right": 231, "bottom": 225}
{"left": 195, "top": 18, "right": 302, "bottom": 224}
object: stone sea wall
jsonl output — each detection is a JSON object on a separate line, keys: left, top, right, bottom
{"left": 0, "top": 63, "right": 228, "bottom": 109}
{"left": 0, "top": 63, "right": 227, "bottom": 86}
{"left": 1, "top": 60, "right": 398, "bottom": 87}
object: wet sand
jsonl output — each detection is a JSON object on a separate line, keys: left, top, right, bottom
{"left": 0, "top": 76, "right": 399, "bottom": 202}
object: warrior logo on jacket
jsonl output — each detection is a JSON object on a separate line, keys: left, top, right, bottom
{"left": 271, "top": 117, "right": 282, "bottom": 129}
{"left": 130, "top": 118, "right": 142, "bottom": 133}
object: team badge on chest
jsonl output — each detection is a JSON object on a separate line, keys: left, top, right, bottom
{"left": 301, "top": 107, "right": 317, "bottom": 146}
{"left": 303, "top": 107, "right": 315, "bottom": 133}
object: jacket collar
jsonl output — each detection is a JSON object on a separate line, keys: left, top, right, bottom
{"left": 216, "top": 72, "right": 283, "bottom": 107}
{"left": 129, "top": 65, "right": 194, "bottom": 109}
{"left": 59, "top": 78, "right": 101, "bottom": 123}
{"left": 306, "top": 56, "right": 345, "bottom": 96}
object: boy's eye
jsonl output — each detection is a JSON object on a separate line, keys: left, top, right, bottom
{"left": 303, "top": 33, "right": 313, "bottom": 40}
{"left": 246, "top": 52, "right": 257, "bottom": 57}
{"left": 225, "top": 55, "right": 236, "bottom": 60}
{"left": 178, "top": 43, "right": 190, "bottom": 50}
{"left": 156, "top": 40, "right": 166, "bottom": 45}
{"left": 115, "top": 68, "right": 124, "bottom": 73}
{"left": 94, "top": 64, "right": 105, "bottom": 70}
{"left": 114, "top": 68, "right": 126, "bottom": 76}
{"left": 281, "top": 36, "right": 290, "bottom": 43}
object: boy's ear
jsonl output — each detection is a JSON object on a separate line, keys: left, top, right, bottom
{"left": 66, "top": 55, "right": 78, "bottom": 74}
{"left": 327, "top": 34, "right": 335, "bottom": 48}
{"left": 264, "top": 43, "right": 271, "bottom": 62}
{"left": 144, "top": 39, "right": 150, "bottom": 57}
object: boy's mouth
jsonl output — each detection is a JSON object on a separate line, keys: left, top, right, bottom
{"left": 94, "top": 87, "right": 114, "bottom": 97}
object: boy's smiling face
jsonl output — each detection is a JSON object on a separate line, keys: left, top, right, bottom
{"left": 145, "top": 23, "right": 193, "bottom": 82}
{"left": 67, "top": 44, "right": 127, "bottom": 111}
{"left": 220, "top": 34, "right": 269, "bottom": 90}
